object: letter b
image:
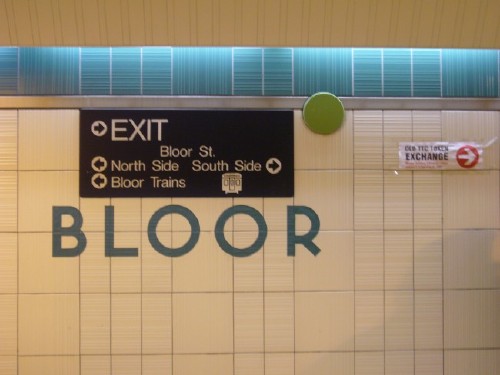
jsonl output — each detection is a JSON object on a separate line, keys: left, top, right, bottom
{"left": 52, "top": 206, "right": 87, "bottom": 257}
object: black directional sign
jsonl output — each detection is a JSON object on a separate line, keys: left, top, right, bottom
{"left": 80, "top": 109, "right": 294, "bottom": 197}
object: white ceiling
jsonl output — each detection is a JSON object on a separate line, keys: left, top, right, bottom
{"left": 0, "top": 0, "right": 499, "bottom": 48}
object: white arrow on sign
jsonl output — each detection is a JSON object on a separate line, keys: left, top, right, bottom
{"left": 456, "top": 145, "right": 480, "bottom": 169}
{"left": 91, "top": 156, "right": 108, "bottom": 172}
{"left": 91, "top": 173, "right": 108, "bottom": 189}
{"left": 91, "top": 121, "right": 108, "bottom": 137}
{"left": 266, "top": 158, "right": 282, "bottom": 174}
{"left": 457, "top": 148, "right": 476, "bottom": 165}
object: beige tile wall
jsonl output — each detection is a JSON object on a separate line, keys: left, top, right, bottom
{"left": 0, "top": 109, "right": 499, "bottom": 374}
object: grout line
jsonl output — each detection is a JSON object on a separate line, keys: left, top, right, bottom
{"left": 381, "top": 109, "right": 386, "bottom": 374}
{"left": 440, "top": 110, "right": 445, "bottom": 375}
{"left": 170, "top": 196, "right": 174, "bottom": 375}
{"left": 16, "top": 108, "right": 19, "bottom": 375}
{"left": 411, "top": 110, "right": 416, "bottom": 375}
{"left": 140, "top": 198, "right": 143, "bottom": 374}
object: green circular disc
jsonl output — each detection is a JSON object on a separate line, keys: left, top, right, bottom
{"left": 303, "top": 92, "right": 345, "bottom": 134}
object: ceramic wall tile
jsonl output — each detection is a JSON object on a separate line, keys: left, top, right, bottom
{"left": 142, "top": 355, "right": 172, "bottom": 375}
{"left": 18, "top": 356, "right": 79, "bottom": 375}
{"left": 295, "top": 291, "right": 354, "bottom": 351}
{"left": 81, "top": 294, "right": 111, "bottom": 355}
{"left": 173, "top": 354, "right": 233, "bottom": 375}
{"left": 413, "top": 172, "right": 442, "bottom": 230}
{"left": 264, "top": 292, "right": 294, "bottom": 352}
{"left": 235, "top": 353, "right": 264, "bottom": 375}
{"left": 355, "top": 231, "right": 384, "bottom": 290}
{"left": 19, "top": 48, "right": 79, "bottom": 95}
{"left": 444, "top": 290, "right": 500, "bottom": 349}
{"left": 111, "top": 294, "right": 141, "bottom": 354}
{"left": 142, "top": 294, "right": 172, "bottom": 354}
{"left": 81, "top": 356, "right": 110, "bottom": 375}
{"left": 354, "top": 352, "right": 384, "bottom": 375}
{"left": 444, "top": 349, "right": 500, "bottom": 375}
{"left": 172, "top": 232, "right": 232, "bottom": 292}
{"left": 0, "top": 356, "right": 16, "bottom": 375}
{"left": 111, "top": 355, "right": 141, "bottom": 375}
{"left": 354, "top": 170, "right": 383, "bottom": 230}
{"left": 385, "top": 231, "right": 414, "bottom": 290}
{"left": 295, "top": 352, "right": 354, "bottom": 375}
{"left": 141, "top": 198, "right": 172, "bottom": 231}
{"left": 295, "top": 231, "right": 354, "bottom": 291}
{"left": 142, "top": 234, "right": 172, "bottom": 293}
{"left": 19, "top": 233, "right": 79, "bottom": 293}
{"left": 385, "top": 291, "right": 414, "bottom": 350}
{"left": 443, "top": 171, "right": 499, "bottom": 229}
{"left": 231, "top": 198, "right": 263, "bottom": 231}
{"left": 18, "top": 294, "right": 79, "bottom": 355}
{"left": 384, "top": 170, "right": 413, "bottom": 230}
{"left": 110, "top": 232, "right": 141, "bottom": 293}
{"left": 0, "top": 294, "right": 16, "bottom": 355}
{"left": 295, "top": 170, "right": 353, "bottom": 231}
{"left": 234, "top": 292, "right": 264, "bottom": 353}
{"left": 0, "top": 110, "right": 17, "bottom": 170}
{"left": 234, "top": 241, "right": 263, "bottom": 291}
{"left": 444, "top": 229, "right": 500, "bottom": 289}
{"left": 353, "top": 110, "right": 383, "bottom": 169}
{"left": 263, "top": 197, "right": 294, "bottom": 231}
{"left": 355, "top": 291, "right": 384, "bottom": 350}
{"left": 80, "top": 198, "right": 109, "bottom": 233}
{"left": 18, "top": 110, "right": 79, "bottom": 170}
{"left": 414, "top": 231, "right": 443, "bottom": 290}
{"left": 265, "top": 353, "right": 294, "bottom": 375}
{"left": 0, "top": 171, "right": 16, "bottom": 231}
{"left": 295, "top": 110, "right": 353, "bottom": 170}
{"left": 173, "top": 293, "right": 233, "bottom": 354}
{"left": 415, "top": 350, "right": 443, "bottom": 375}
{"left": 415, "top": 291, "right": 443, "bottom": 350}
{"left": 264, "top": 231, "right": 293, "bottom": 292}
{"left": 110, "top": 198, "right": 142, "bottom": 232}
{"left": 80, "top": 232, "right": 110, "bottom": 293}
{"left": 0, "top": 233, "right": 17, "bottom": 293}
{"left": 385, "top": 351, "right": 414, "bottom": 375}
{"left": 171, "top": 197, "right": 233, "bottom": 232}
{"left": 412, "top": 111, "right": 442, "bottom": 142}
{"left": 18, "top": 171, "right": 79, "bottom": 232}
{"left": 383, "top": 111, "right": 412, "bottom": 170}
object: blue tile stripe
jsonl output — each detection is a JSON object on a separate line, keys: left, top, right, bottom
{"left": 412, "top": 49, "right": 441, "bottom": 97}
{"left": 264, "top": 48, "right": 293, "bottom": 96}
{"left": 353, "top": 49, "right": 383, "bottom": 97}
{"left": 81, "top": 48, "right": 111, "bottom": 95}
{"left": 233, "top": 48, "right": 263, "bottom": 96}
{"left": 383, "top": 49, "right": 411, "bottom": 97}
{"left": 0, "top": 47, "right": 18, "bottom": 94}
{"left": 0, "top": 47, "right": 498, "bottom": 98}
{"left": 111, "top": 47, "right": 142, "bottom": 95}
{"left": 294, "top": 48, "right": 352, "bottom": 96}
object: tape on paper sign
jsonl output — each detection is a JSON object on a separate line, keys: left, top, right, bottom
{"left": 399, "top": 142, "right": 483, "bottom": 170}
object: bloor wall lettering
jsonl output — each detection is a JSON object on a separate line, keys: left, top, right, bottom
{"left": 52, "top": 204, "right": 321, "bottom": 258}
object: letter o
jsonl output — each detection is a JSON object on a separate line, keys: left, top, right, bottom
{"left": 148, "top": 205, "right": 200, "bottom": 257}
{"left": 215, "top": 205, "right": 267, "bottom": 257}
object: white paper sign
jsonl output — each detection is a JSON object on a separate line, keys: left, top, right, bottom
{"left": 399, "top": 142, "right": 483, "bottom": 170}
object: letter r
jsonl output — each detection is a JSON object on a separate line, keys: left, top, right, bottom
{"left": 287, "top": 206, "right": 321, "bottom": 256}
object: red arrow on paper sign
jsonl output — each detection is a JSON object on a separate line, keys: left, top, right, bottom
{"left": 456, "top": 145, "right": 480, "bottom": 169}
